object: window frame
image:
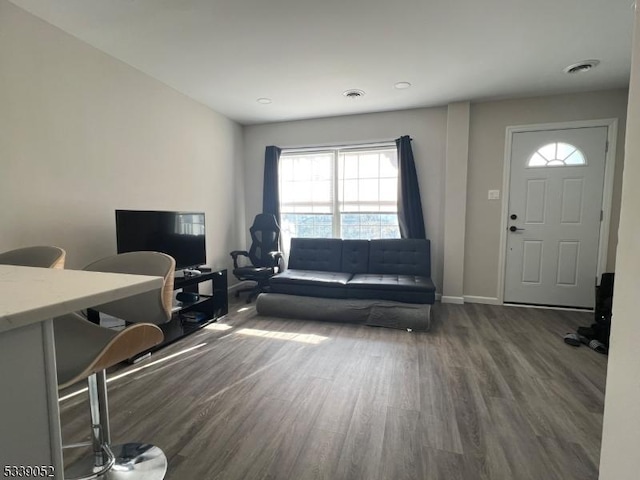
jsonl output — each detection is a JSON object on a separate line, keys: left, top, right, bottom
{"left": 278, "top": 143, "right": 399, "bottom": 240}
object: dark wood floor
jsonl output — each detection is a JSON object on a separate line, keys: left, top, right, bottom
{"left": 60, "top": 300, "right": 607, "bottom": 480}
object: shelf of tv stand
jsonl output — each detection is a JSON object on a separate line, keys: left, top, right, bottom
{"left": 143, "top": 268, "right": 228, "bottom": 357}
{"left": 170, "top": 293, "right": 211, "bottom": 313}
{"left": 87, "top": 268, "right": 228, "bottom": 361}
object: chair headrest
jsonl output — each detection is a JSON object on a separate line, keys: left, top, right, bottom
{"left": 83, "top": 251, "right": 176, "bottom": 324}
{"left": 0, "top": 246, "right": 66, "bottom": 269}
{"left": 84, "top": 251, "right": 175, "bottom": 277}
{"left": 251, "top": 213, "right": 280, "bottom": 231}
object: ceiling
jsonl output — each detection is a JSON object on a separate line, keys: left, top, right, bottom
{"left": 9, "top": 0, "right": 635, "bottom": 125}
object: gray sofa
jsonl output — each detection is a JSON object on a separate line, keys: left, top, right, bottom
{"left": 256, "top": 237, "right": 436, "bottom": 331}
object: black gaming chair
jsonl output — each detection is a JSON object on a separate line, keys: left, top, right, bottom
{"left": 230, "top": 213, "right": 284, "bottom": 303}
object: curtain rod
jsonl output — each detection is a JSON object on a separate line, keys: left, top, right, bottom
{"left": 280, "top": 137, "right": 412, "bottom": 152}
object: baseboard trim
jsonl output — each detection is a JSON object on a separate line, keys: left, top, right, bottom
{"left": 463, "top": 296, "right": 501, "bottom": 305}
{"left": 441, "top": 296, "right": 464, "bottom": 304}
{"left": 503, "top": 302, "right": 594, "bottom": 312}
{"left": 435, "top": 293, "right": 442, "bottom": 301}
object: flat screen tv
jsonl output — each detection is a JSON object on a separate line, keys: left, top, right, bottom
{"left": 115, "top": 210, "right": 206, "bottom": 270}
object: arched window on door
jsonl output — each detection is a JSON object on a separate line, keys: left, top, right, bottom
{"left": 528, "top": 142, "right": 586, "bottom": 167}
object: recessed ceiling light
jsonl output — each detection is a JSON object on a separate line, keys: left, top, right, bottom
{"left": 257, "top": 97, "right": 272, "bottom": 104}
{"left": 394, "top": 81, "right": 412, "bottom": 89}
{"left": 563, "top": 60, "right": 600, "bottom": 74}
{"left": 342, "top": 89, "right": 365, "bottom": 99}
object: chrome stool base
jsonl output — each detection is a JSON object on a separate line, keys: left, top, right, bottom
{"left": 64, "top": 373, "right": 167, "bottom": 480}
{"left": 66, "top": 443, "right": 167, "bottom": 480}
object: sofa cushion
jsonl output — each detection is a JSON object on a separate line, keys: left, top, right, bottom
{"left": 347, "top": 274, "right": 436, "bottom": 304}
{"left": 269, "top": 269, "right": 353, "bottom": 299}
{"left": 368, "top": 239, "right": 431, "bottom": 276}
{"left": 348, "top": 273, "right": 434, "bottom": 291}
{"left": 288, "top": 238, "right": 343, "bottom": 272}
{"left": 341, "top": 240, "right": 369, "bottom": 274}
{"left": 270, "top": 269, "right": 352, "bottom": 287}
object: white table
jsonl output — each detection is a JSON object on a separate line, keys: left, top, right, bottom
{"left": 0, "top": 265, "right": 163, "bottom": 479}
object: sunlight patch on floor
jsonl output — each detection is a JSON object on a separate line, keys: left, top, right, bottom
{"left": 235, "top": 328, "right": 328, "bottom": 344}
{"left": 58, "top": 343, "right": 207, "bottom": 402}
{"left": 204, "top": 322, "right": 233, "bottom": 331}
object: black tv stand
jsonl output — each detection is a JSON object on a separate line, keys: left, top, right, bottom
{"left": 90, "top": 268, "right": 228, "bottom": 360}
{"left": 154, "top": 268, "right": 228, "bottom": 354}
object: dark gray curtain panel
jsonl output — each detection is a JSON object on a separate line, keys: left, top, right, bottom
{"left": 396, "top": 136, "right": 426, "bottom": 239}
{"left": 262, "top": 145, "right": 282, "bottom": 220}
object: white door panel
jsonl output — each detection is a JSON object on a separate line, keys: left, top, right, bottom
{"left": 525, "top": 179, "right": 547, "bottom": 223}
{"left": 504, "top": 127, "right": 607, "bottom": 308}
{"left": 560, "top": 179, "right": 584, "bottom": 224}
{"left": 522, "top": 241, "right": 543, "bottom": 283}
{"left": 557, "top": 241, "right": 579, "bottom": 285}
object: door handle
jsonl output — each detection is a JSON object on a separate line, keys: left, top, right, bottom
{"left": 509, "top": 226, "right": 525, "bottom": 232}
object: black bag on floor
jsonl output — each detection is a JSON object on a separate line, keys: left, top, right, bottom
{"left": 578, "top": 273, "right": 614, "bottom": 347}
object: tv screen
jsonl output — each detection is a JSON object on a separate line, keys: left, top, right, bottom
{"left": 115, "top": 210, "right": 206, "bottom": 270}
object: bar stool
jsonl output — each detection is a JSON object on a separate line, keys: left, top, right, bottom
{"left": 54, "top": 251, "right": 175, "bottom": 480}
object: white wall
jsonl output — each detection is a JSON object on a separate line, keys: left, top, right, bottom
{"left": 0, "top": 0, "right": 244, "bottom": 272}
{"left": 243, "top": 91, "right": 627, "bottom": 297}
{"left": 599, "top": 6, "right": 640, "bottom": 479}
{"left": 465, "top": 90, "right": 628, "bottom": 299}
{"left": 243, "top": 108, "right": 448, "bottom": 291}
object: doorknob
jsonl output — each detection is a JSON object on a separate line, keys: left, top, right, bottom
{"left": 509, "top": 226, "right": 525, "bottom": 232}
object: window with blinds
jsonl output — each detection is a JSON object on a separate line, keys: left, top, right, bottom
{"left": 278, "top": 145, "right": 400, "bottom": 241}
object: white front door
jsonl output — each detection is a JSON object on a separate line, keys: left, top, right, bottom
{"left": 504, "top": 127, "right": 608, "bottom": 308}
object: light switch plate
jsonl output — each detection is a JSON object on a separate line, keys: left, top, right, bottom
{"left": 488, "top": 189, "right": 500, "bottom": 200}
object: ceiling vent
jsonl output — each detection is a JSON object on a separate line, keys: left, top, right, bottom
{"left": 343, "top": 89, "right": 365, "bottom": 99}
{"left": 563, "top": 60, "right": 600, "bottom": 74}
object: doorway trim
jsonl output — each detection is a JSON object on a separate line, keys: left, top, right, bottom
{"left": 497, "top": 118, "right": 619, "bottom": 305}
